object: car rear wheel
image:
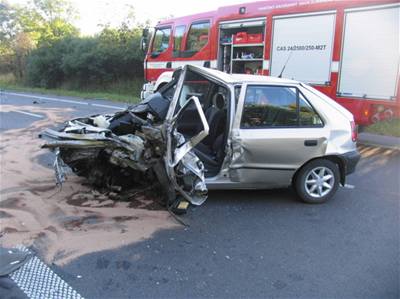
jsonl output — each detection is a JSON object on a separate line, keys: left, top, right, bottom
{"left": 294, "top": 159, "right": 340, "bottom": 204}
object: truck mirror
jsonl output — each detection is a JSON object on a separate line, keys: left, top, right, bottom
{"left": 140, "top": 37, "right": 147, "bottom": 52}
{"left": 141, "top": 28, "right": 150, "bottom": 52}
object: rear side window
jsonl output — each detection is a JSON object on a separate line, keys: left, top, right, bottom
{"left": 152, "top": 27, "right": 171, "bottom": 53}
{"left": 185, "top": 21, "right": 210, "bottom": 53}
{"left": 241, "top": 85, "right": 323, "bottom": 128}
{"left": 298, "top": 94, "right": 323, "bottom": 126}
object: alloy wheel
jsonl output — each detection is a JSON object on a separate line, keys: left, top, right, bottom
{"left": 304, "top": 166, "right": 335, "bottom": 198}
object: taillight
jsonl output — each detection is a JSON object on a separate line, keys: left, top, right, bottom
{"left": 351, "top": 121, "right": 358, "bottom": 142}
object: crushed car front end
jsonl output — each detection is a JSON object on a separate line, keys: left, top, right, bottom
{"left": 40, "top": 88, "right": 209, "bottom": 212}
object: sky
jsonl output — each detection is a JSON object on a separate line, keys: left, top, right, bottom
{"left": 10, "top": 0, "right": 258, "bottom": 35}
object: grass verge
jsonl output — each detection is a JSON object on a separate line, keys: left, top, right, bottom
{"left": 0, "top": 73, "right": 142, "bottom": 104}
{"left": 364, "top": 119, "right": 400, "bottom": 138}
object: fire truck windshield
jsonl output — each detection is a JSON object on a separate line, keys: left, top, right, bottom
{"left": 151, "top": 27, "right": 171, "bottom": 55}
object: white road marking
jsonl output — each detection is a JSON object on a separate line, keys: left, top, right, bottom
{"left": 10, "top": 246, "right": 84, "bottom": 299}
{"left": 344, "top": 184, "right": 355, "bottom": 189}
{"left": 3, "top": 91, "right": 124, "bottom": 110}
{"left": 92, "top": 103, "right": 125, "bottom": 109}
{"left": 13, "top": 110, "right": 44, "bottom": 118}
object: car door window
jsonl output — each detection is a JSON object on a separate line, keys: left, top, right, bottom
{"left": 241, "top": 85, "right": 322, "bottom": 128}
{"left": 152, "top": 27, "right": 171, "bottom": 54}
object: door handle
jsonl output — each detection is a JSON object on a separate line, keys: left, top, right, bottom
{"left": 304, "top": 140, "right": 318, "bottom": 147}
{"left": 166, "top": 62, "right": 172, "bottom": 68}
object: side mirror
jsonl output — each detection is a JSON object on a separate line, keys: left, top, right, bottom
{"left": 140, "top": 38, "right": 146, "bottom": 52}
{"left": 140, "top": 28, "right": 150, "bottom": 52}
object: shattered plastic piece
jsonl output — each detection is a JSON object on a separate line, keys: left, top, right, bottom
{"left": 93, "top": 115, "right": 111, "bottom": 128}
{"left": 54, "top": 149, "right": 66, "bottom": 186}
{"left": 170, "top": 198, "right": 190, "bottom": 215}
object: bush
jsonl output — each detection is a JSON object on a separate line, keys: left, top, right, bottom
{"left": 26, "top": 26, "right": 145, "bottom": 89}
{"left": 26, "top": 38, "right": 72, "bottom": 88}
{"left": 364, "top": 119, "right": 400, "bottom": 137}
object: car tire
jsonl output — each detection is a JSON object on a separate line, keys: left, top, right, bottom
{"left": 294, "top": 159, "right": 340, "bottom": 204}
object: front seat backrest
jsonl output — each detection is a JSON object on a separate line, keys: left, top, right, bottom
{"left": 202, "top": 93, "right": 226, "bottom": 146}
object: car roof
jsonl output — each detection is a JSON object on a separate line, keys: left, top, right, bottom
{"left": 189, "top": 65, "right": 299, "bottom": 86}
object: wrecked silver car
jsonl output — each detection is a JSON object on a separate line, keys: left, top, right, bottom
{"left": 42, "top": 65, "right": 360, "bottom": 210}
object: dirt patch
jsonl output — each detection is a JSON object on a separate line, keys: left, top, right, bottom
{"left": 0, "top": 105, "right": 178, "bottom": 265}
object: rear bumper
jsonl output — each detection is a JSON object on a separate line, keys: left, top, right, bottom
{"left": 339, "top": 150, "right": 361, "bottom": 175}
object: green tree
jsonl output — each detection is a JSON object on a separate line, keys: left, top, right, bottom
{"left": 33, "top": 0, "right": 77, "bottom": 22}
{"left": 27, "top": 23, "right": 145, "bottom": 88}
{"left": 3, "top": 0, "right": 146, "bottom": 92}
{"left": 26, "top": 37, "right": 72, "bottom": 87}
{"left": 0, "top": 0, "right": 79, "bottom": 79}
{"left": 31, "top": 0, "right": 79, "bottom": 44}
{"left": 0, "top": 1, "right": 17, "bottom": 54}
{"left": 0, "top": 1, "right": 30, "bottom": 74}
{"left": 12, "top": 32, "right": 34, "bottom": 79}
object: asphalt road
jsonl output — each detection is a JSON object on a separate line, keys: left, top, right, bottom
{"left": 0, "top": 91, "right": 399, "bottom": 299}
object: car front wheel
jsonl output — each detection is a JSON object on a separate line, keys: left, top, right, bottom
{"left": 294, "top": 159, "right": 340, "bottom": 204}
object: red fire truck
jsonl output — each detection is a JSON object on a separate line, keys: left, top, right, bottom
{"left": 141, "top": 0, "right": 400, "bottom": 125}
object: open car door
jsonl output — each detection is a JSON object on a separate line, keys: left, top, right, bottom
{"left": 164, "top": 65, "right": 210, "bottom": 206}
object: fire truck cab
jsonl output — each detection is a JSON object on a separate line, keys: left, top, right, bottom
{"left": 141, "top": 0, "right": 400, "bottom": 125}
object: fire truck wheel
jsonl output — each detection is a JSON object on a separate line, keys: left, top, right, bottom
{"left": 384, "top": 109, "right": 394, "bottom": 121}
